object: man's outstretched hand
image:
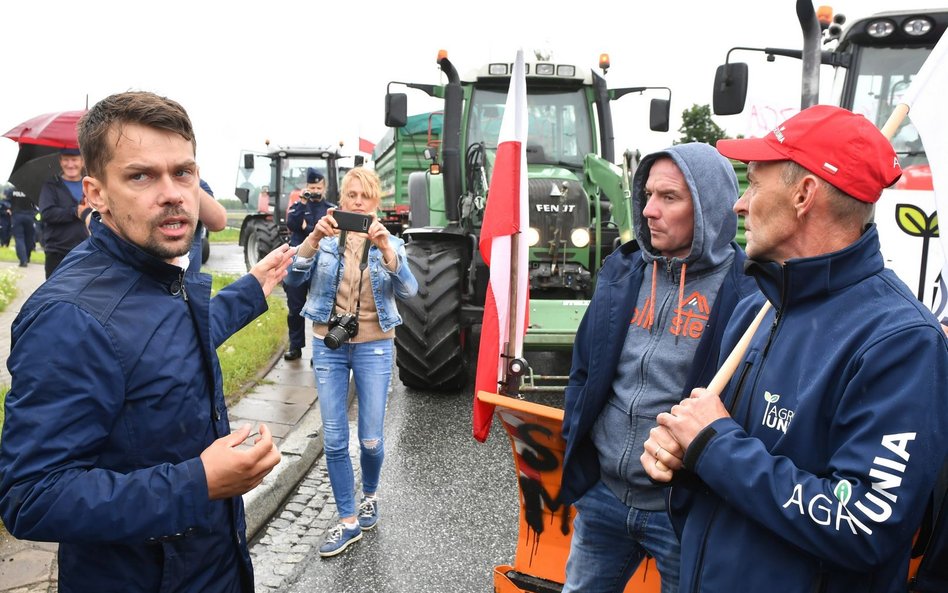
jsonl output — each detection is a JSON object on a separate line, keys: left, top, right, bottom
{"left": 201, "top": 423, "right": 281, "bottom": 500}
{"left": 249, "top": 244, "right": 295, "bottom": 297}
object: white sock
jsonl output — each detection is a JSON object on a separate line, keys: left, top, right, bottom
{"left": 363, "top": 494, "right": 378, "bottom": 502}
{"left": 342, "top": 520, "right": 358, "bottom": 530}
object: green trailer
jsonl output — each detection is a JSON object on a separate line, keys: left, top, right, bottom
{"left": 373, "top": 112, "right": 443, "bottom": 234}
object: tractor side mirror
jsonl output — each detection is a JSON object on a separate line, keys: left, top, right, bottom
{"left": 649, "top": 98, "right": 670, "bottom": 132}
{"left": 235, "top": 187, "right": 250, "bottom": 205}
{"left": 712, "top": 62, "right": 749, "bottom": 116}
{"left": 242, "top": 153, "right": 255, "bottom": 170}
{"left": 385, "top": 93, "right": 408, "bottom": 128}
{"left": 354, "top": 155, "right": 365, "bottom": 167}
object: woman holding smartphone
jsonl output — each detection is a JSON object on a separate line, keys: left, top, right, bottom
{"left": 284, "top": 167, "right": 418, "bottom": 557}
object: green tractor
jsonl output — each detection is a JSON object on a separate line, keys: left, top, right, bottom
{"left": 233, "top": 145, "right": 358, "bottom": 270}
{"left": 382, "top": 51, "right": 671, "bottom": 390}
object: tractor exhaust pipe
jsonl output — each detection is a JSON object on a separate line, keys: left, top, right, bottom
{"left": 798, "top": 0, "right": 821, "bottom": 109}
{"left": 438, "top": 56, "right": 463, "bottom": 226}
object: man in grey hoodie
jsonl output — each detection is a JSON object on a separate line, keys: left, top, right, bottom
{"left": 559, "top": 143, "right": 757, "bottom": 592}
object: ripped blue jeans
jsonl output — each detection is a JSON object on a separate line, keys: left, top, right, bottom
{"left": 312, "top": 338, "right": 393, "bottom": 520}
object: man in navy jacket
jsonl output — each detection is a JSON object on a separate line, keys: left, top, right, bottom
{"left": 645, "top": 105, "right": 948, "bottom": 593}
{"left": 0, "top": 91, "right": 293, "bottom": 593}
{"left": 38, "top": 148, "right": 91, "bottom": 278}
{"left": 560, "top": 143, "right": 757, "bottom": 593}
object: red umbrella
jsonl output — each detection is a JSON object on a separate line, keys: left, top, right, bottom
{"left": 3, "top": 110, "right": 87, "bottom": 148}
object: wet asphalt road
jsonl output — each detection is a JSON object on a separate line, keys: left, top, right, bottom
{"left": 206, "top": 240, "right": 574, "bottom": 591}
{"left": 204, "top": 241, "right": 248, "bottom": 275}
{"left": 283, "top": 381, "right": 522, "bottom": 593}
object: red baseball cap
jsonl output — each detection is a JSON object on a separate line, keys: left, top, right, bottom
{"left": 716, "top": 105, "right": 902, "bottom": 203}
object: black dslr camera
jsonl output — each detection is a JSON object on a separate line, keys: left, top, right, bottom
{"left": 324, "top": 312, "right": 359, "bottom": 349}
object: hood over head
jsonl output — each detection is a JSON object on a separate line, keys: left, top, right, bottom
{"left": 631, "top": 142, "right": 739, "bottom": 271}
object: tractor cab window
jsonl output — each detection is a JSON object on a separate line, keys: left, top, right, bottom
{"left": 848, "top": 45, "right": 931, "bottom": 166}
{"left": 280, "top": 157, "right": 332, "bottom": 206}
{"left": 468, "top": 87, "right": 593, "bottom": 168}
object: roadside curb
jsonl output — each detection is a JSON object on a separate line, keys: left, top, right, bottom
{"left": 242, "top": 376, "right": 356, "bottom": 541}
{"left": 243, "top": 403, "right": 324, "bottom": 539}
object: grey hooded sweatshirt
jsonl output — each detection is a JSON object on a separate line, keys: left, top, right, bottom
{"left": 591, "top": 142, "right": 740, "bottom": 511}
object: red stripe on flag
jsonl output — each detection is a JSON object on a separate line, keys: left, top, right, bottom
{"left": 472, "top": 139, "right": 523, "bottom": 442}
{"left": 359, "top": 137, "right": 375, "bottom": 154}
{"left": 478, "top": 140, "right": 522, "bottom": 264}
{"left": 473, "top": 286, "right": 502, "bottom": 441}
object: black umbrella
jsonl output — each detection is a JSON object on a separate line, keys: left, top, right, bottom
{"left": 8, "top": 147, "right": 62, "bottom": 207}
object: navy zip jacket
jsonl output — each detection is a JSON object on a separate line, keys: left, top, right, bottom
{"left": 38, "top": 174, "right": 88, "bottom": 255}
{"left": 286, "top": 197, "right": 334, "bottom": 247}
{"left": 0, "top": 215, "right": 267, "bottom": 593}
{"left": 671, "top": 225, "right": 948, "bottom": 593}
{"left": 560, "top": 239, "right": 754, "bottom": 506}
{"left": 560, "top": 142, "right": 759, "bottom": 507}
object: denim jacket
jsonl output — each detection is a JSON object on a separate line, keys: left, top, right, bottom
{"left": 284, "top": 234, "right": 417, "bottom": 332}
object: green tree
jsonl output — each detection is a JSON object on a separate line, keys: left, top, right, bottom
{"left": 676, "top": 103, "right": 730, "bottom": 145}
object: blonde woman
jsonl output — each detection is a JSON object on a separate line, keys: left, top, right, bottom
{"left": 284, "top": 167, "right": 417, "bottom": 557}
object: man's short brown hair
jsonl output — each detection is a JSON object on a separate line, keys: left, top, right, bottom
{"left": 782, "top": 161, "right": 873, "bottom": 229}
{"left": 78, "top": 91, "right": 196, "bottom": 179}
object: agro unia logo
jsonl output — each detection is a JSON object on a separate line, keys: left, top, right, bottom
{"left": 762, "top": 391, "right": 794, "bottom": 434}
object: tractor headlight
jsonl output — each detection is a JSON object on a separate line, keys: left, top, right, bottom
{"left": 570, "top": 228, "right": 590, "bottom": 248}
{"left": 535, "top": 63, "right": 555, "bottom": 75}
{"left": 903, "top": 17, "right": 933, "bottom": 36}
{"left": 866, "top": 19, "right": 895, "bottom": 38}
{"left": 526, "top": 227, "right": 541, "bottom": 247}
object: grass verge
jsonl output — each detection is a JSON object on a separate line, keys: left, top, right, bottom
{"left": 0, "top": 242, "right": 45, "bottom": 266}
{"left": 210, "top": 227, "right": 240, "bottom": 244}
{"left": 213, "top": 273, "right": 287, "bottom": 403}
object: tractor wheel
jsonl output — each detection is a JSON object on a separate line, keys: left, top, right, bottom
{"left": 243, "top": 221, "right": 282, "bottom": 271}
{"left": 395, "top": 240, "right": 467, "bottom": 391}
{"left": 201, "top": 228, "right": 211, "bottom": 264}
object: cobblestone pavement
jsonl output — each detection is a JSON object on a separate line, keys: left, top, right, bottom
{"left": 249, "top": 430, "right": 360, "bottom": 591}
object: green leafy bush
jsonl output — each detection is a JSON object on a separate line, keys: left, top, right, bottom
{"left": 0, "top": 269, "right": 19, "bottom": 313}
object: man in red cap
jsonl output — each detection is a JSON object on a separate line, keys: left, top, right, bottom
{"left": 642, "top": 105, "right": 948, "bottom": 593}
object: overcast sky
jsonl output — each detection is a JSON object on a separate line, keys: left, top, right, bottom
{"left": 0, "top": 0, "right": 911, "bottom": 198}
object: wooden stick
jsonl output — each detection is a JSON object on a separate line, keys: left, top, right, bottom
{"left": 706, "top": 301, "right": 772, "bottom": 395}
{"left": 880, "top": 103, "right": 910, "bottom": 141}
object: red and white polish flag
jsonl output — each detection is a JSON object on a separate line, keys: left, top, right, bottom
{"left": 473, "top": 49, "right": 530, "bottom": 442}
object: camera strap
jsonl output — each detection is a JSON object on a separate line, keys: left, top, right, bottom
{"left": 331, "top": 231, "right": 371, "bottom": 320}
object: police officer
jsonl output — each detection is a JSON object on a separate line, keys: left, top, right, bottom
{"left": 6, "top": 185, "right": 37, "bottom": 267}
{"left": 0, "top": 192, "right": 12, "bottom": 247}
{"left": 283, "top": 167, "right": 335, "bottom": 360}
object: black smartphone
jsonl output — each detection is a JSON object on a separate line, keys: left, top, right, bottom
{"left": 332, "top": 210, "right": 372, "bottom": 233}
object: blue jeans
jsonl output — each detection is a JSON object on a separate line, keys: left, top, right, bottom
{"left": 563, "top": 480, "right": 681, "bottom": 593}
{"left": 313, "top": 338, "right": 393, "bottom": 520}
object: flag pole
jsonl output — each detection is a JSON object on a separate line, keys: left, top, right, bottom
{"left": 706, "top": 301, "right": 771, "bottom": 394}
{"left": 880, "top": 103, "right": 910, "bottom": 141}
{"left": 501, "top": 233, "right": 522, "bottom": 396}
